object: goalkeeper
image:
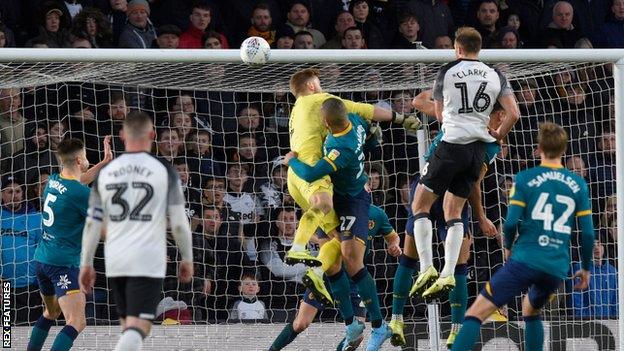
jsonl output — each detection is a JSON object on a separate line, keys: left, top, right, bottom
{"left": 268, "top": 204, "right": 400, "bottom": 351}
{"left": 284, "top": 68, "right": 420, "bottom": 300}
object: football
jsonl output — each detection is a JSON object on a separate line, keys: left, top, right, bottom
{"left": 240, "top": 36, "right": 271, "bottom": 65}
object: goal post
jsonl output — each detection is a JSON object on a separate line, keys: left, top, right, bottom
{"left": 0, "top": 48, "right": 622, "bottom": 350}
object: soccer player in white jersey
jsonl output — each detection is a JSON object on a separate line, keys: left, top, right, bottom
{"left": 79, "top": 111, "right": 193, "bottom": 351}
{"left": 409, "top": 27, "right": 520, "bottom": 300}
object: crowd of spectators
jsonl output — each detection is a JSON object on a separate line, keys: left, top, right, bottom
{"left": 0, "top": 0, "right": 621, "bottom": 326}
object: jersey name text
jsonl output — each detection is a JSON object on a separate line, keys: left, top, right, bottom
{"left": 527, "top": 171, "right": 581, "bottom": 193}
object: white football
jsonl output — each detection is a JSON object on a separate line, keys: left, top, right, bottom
{"left": 240, "top": 36, "right": 271, "bottom": 65}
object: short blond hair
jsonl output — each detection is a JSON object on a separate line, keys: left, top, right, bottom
{"left": 289, "top": 68, "right": 320, "bottom": 97}
{"left": 455, "top": 27, "right": 482, "bottom": 54}
{"left": 538, "top": 122, "right": 568, "bottom": 158}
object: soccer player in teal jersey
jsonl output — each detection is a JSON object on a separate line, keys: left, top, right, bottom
{"left": 387, "top": 91, "right": 504, "bottom": 347}
{"left": 285, "top": 98, "right": 392, "bottom": 351}
{"left": 268, "top": 205, "right": 401, "bottom": 351}
{"left": 28, "top": 137, "right": 112, "bottom": 351}
{"left": 451, "top": 122, "right": 595, "bottom": 351}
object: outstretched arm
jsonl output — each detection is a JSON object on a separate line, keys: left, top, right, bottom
{"left": 80, "top": 135, "right": 113, "bottom": 185}
{"left": 412, "top": 90, "right": 436, "bottom": 117}
{"left": 468, "top": 164, "right": 497, "bottom": 237}
{"left": 283, "top": 151, "right": 339, "bottom": 183}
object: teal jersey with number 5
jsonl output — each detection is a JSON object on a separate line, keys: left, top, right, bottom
{"left": 323, "top": 113, "right": 369, "bottom": 196}
{"left": 508, "top": 165, "right": 592, "bottom": 278}
{"left": 34, "top": 173, "right": 90, "bottom": 267}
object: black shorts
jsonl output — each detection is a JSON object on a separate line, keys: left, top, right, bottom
{"left": 420, "top": 141, "right": 485, "bottom": 198}
{"left": 109, "top": 277, "right": 163, "bottom": 320}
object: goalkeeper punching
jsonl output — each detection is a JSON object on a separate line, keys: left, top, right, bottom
{"left": 285, "top": 68, "right": 421, "bottom": 304}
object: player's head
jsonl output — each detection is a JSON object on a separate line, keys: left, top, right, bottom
{"left": 289, "top": 68, "right": 322, "bottom": 97}
{"left": 121, "top": 110, "right": 155, "bottom": 151}
{"left": 454, "top": 27, "right": 482, "bottom": 58}
{"left": 320, "top": 97, "right": 348, "bottom": 129}
{"left": 488, "top": 101, "right": 505, "bottom": 130}
{"left": 537, "top": 122, "right": 568, "bottom": 160}
{"left": 56, "top": 138, "right": 89, "bottom": 172}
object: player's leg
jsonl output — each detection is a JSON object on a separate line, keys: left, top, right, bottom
{"left": 522, "top": 275, "right": 561, "bottom": 351}
{"left": 51, "top": 292, "right": 87, "bottom": 351}
{"left": 337, "top": 293, "right": 367, "bottom": 351}
{"left": 389, "top": 233, "right": 418, "bottom": 346}
{"left": 269, "top": 299, "right": 319, "bottom": 351}
{"left": 302, "top": 233, "right": 341, "bottom": 307}
{"left": 447, "top": 235, "right": 472, "bottom": 348}
{"left": 28, "top": 263, "right": 60, "bottom": 351}
{"left": 113, "top": 277, "right": 162, "bottom": 351}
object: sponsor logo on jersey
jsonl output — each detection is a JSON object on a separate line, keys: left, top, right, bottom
{"left": 368, "top": 220, "right": 375, "bottom": 230}
{"left": 327, "top": 149, "right": 340, "bottom": 161}
{"left": 538, "top": 235, "right": 550, "bottom": 247}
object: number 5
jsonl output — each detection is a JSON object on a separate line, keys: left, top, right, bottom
{"left": 42, "top": 193, "right": 58, "bottom": 227}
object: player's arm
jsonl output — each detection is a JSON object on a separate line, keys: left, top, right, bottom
{"left": 166, "top": 165, "right": 194, "bottom": 283}
{"left": 412, "top": 89, "right": 436, "bottom": 117}
{"left": 432, "top": 68, "right": 445, "bottom": 123}
{"left": 79, "top": 179, "right": 104, "bottom": 294}
{"left": 285, "top": 148, "right": 352, "bottom": 183}
{"left": 468, "top": 164, "right": 497, "bottom": 237}
{"left": 341, "top": 98, "right": 421, "bottom": 131}
{"left": 574, "top": 181, "right": 595, "bottom": 290}
{"left": 502, "top": 180, "right": 527, "bottom": 254}
{"left": 377, "top": 208, "right": 401, "bottom": 257}
{"left": 491, "top": 71, "right": 520, "bottom": 140}
{"left": 80, "top": 135, "right": 113, "bottom": 185}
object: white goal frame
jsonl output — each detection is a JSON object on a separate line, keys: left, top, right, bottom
{"left": 1, "top": 48, "right": 623, "bottom": 350}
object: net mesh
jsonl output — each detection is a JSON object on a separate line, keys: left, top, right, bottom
{"left": 0, "top": 59, "right": 618, "bottom": 350}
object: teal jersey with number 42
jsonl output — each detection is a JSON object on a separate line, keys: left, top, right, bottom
{"left": 323, "top": 113, "right": 369, "bottom": 197}
{"left": 508, "top": 165, "right": 592, "bottom": 278}
{"left": 34, "top": 173, "right": 90, "bottom": 267}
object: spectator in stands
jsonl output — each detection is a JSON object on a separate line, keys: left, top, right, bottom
{"left": 497, "top": 26, "right": 521, "bottom": 48}
{"left": 599, "top": 194, "right": 617, "bottom": 263}
{"left": 231, "top": 133, "right": 269, "bottom": 181}
{"left": 96, "top": 92, "right": 128, "bottom": 155}
{"left": 260, "top": 156, "right": 289, "bottom": 211}
{"left": 322, "top": 11, "right": 356, "bottom": 49}
{"left": 223, "top": 163, "right": 263, "bottom": 260}
{"left": 590, "top": 131, "right": 616, "bottom": 201}
{"left": 105, "top": 0, "right": 128, "bottom": 46}
{"left": 392, "top": 13, "right": 422, "bottom": 49}
{"left": 367, "top": 161, "right": 391, "bottom": 207}
{"left": 48, "top": 120, "right": 67, "bottom": 153}
{"left": 475, "top": 0, "right": 500, "bottom": 48}
{"left": 434, "top": 35, "right": 453, "bottom": 49}
{"left": 171, "top": 112, "right": 194, "bottom": 143}
{"left": 541, "top": 0, "right": 610, "bottom": 43}
{"left": 0, "top": 25, "right": 8, "bottom": 48}
{"left": 248, "top": 3, "right": 275, "bottom": 46}
{"left": 571, "top": 239, "right": 618, "bottom": 317}
{"left": 229, "top": 273, "right": 267, "bottom": 320}
{"left": 540, "top": 1, "right": 583, "bottom": 48}
{"left": 1, "top": 175, "right": 43, "bottom": 324}
{"left": 72, "top": 7, "right": 113, "bottom": 48}
{"left": 385, "top": 175, "right": 410, "bottom": 233}
{"left": 203, "top": 31, "right": 223, "bottom": 49}
{"left": 598, "top": 0, "right": 624, "bottom": 48}
{"left": 274, "top": 26, "right": 295, "bottom": 48}
{"left": 179, "top": 4, "right": 228, "bottom": 49}
{"left": 342, "top": 26, "right": 365, "bottom": 49}
{"left": 71, "top": 37, "right": 92, "bottom": 48}
{"left": 118, "top": 0, "right": 157, "bottom": 48}
{"left": 0, "top": 88, "right": 26, "bottom": 173}
{"left": 186, "top": 130, "right": 223, "bottom": 181}
{"left": 507, "top": 13, "right": 521, "bottom": 31}
{"left": 12, "top": 123, "right": 58, "bottom": 187}
{"left": 153, "top": 24, "right": 181, "bottom": 49}
{"left": 28, "top": 170, "right": 50, "bottom": 212}
{"left": 197, "top": 176, "right": 237, "bottom": 224}
{"left": 173, "top": 157, "right": 201, "bottom": 208}
{"left": 156, "top": 128, "right": 182, "bottom": 162}
{"left": 349, "top": 0, "right": 384, "bottom": 48}
{"left": 258, "top": 207, "right": 307, "bottom": 283}
{"left": 28, "top": 3, "right": 71, "bottom": 48}
{"left": 404, "top": 0, "right": 454, "bottom": 49}
{"left": 284, "top": 1, "right": 326, "bottom": 48}
{"left": 229, "top": 104, "right": 278, "bottom": 161}
{"left": 293, "top": 30, "right": 315, "bottom": 49}
{"left": 565, "top": 155, "right": 589, "bottom": 180}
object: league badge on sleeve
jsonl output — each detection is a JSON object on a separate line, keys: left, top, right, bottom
{"left": 327, "top": 149, "right": 341, "bottom": 161}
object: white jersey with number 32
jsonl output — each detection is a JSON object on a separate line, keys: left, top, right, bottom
{"left": 433, "top": 59, "right": 513, "bottom": 144}
{"left": 90, "top": 152, "right": 184, "bottom": 278}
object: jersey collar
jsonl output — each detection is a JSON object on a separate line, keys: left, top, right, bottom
{"left": 540, "top": 162, "right": 563, "bottom": 169}
{"left": 332, "top": 122, "right": 353, "bottom": 137}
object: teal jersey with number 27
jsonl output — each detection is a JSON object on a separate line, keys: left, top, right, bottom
{"left": 34, "top": 173, "right": 90, "bottom": 267}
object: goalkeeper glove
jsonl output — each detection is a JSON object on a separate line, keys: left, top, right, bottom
{"left": 392, "top": 112, "right": 422, "bottom": 132}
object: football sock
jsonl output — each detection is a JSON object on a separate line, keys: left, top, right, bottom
{"left": 336, "top": 337, "right": 346, "bottom": 351}
{"left": 524, "top": 315, "right": 544, "bottom": 351}
{"left": 450, "top": 264, "right": 468, "bottom": 324}
{"left": 113, "top": 327, "right": 144, "bottom": 351}
{"left": 351, "top": 268, "right": 382, "bottom": 328}
{"left": 27, "top": 315, "right": 54, "bottom": 351}
{"left": 451, "top": 316, "right": 482, "bottom": 351}
{"left": 50, "top": 325, "right": 78, "bottom": 351}
{"left": 413, "top": 214, "right": 433, "bottom": 272}
{"left": 392, "top": 254, "right": 418, "bottom": 318}
{"left": 293, "top": 208, "right": 325, "bottom": 248}
{"left": 441, "top": 220, "right": 464, "bottom": 277}
{"left": 327, "top": 269, "right": 354, "bottom": 324}
{"left": 318, "top": 238, "right": 341, "bottom": 272}
{"left": 269, "top": 323, "right": 299, "bottom": 351}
